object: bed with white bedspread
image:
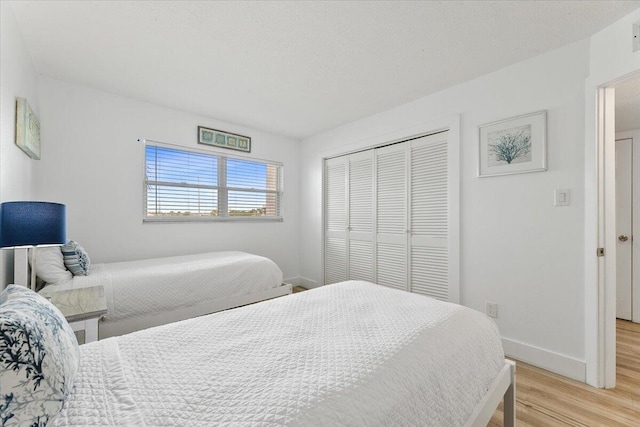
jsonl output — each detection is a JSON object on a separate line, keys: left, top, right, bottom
{"left": 40, "top": 251, "right": 288, "bottom": 339}
{"left": 52, "top": 280, "right": 514, "bottom": 426}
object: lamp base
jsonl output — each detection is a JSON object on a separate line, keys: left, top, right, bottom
{"left": 13, "top": 246, "right": 31, "bottom": 289}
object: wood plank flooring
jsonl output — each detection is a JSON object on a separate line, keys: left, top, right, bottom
{"left": 489, "top": 319, "right": 640, "bottom": 426}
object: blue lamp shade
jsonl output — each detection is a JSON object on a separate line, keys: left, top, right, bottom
{"left": 0, "top": 201, "right": 66, "bottom": 248}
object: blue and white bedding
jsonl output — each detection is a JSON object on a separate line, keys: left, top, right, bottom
{"left": 40, "top": 251, "right": 283, "bottom": 325}
{"left": 51, "top": 281, "right": 504, "bottom": 426}
{"left": 0, "top": 285, "right": 79, "bottom": 426}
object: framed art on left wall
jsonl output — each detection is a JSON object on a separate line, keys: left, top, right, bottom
{"left": 15, "top": 97, "right": 41, "bottom": 160}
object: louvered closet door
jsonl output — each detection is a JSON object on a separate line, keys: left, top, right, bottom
{"left": 324, "top": 156, "right": 348, "bottom": 284}
{"left": 410, "top": 132, "right": 449, "bottom": 300}
{"left": 348, "top": 151, "right": 375, "bottom": 282}
{"left": 376, "top": 143, "right": 408, "bottom": 290}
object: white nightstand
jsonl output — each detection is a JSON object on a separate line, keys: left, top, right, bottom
{"left": 44, "top": 285, "right": 107, "bottom": 343}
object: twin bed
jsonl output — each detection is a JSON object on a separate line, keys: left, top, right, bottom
{"left": 38, "top": 251, "right": 290, "bottom": 338}
{"left": 4, "top": 249, "right": 515, "bottom": 426}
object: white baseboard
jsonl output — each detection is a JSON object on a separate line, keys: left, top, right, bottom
{"left": 502, "top": 337, "right": 586, "bottom": 382}
{"left": 283, "top": 276, "right": 319, "bottom": 288}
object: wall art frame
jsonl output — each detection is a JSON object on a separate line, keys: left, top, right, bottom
{"left": 478, "top": 110, "right": 546, "bottom": 177}
{"left": 198, "top": 126, "right": 251, "bottom": 153}
{"left": 15, "top": 97, "right": 41, "bottom": 160}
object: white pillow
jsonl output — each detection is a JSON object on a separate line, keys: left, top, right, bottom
{"left": 32, "top": 246, "right": 72, "bottom": 285}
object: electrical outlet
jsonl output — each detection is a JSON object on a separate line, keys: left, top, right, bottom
{"left": 486, "top": 301, "right": 498, "bottom": 318}
{"left": 634, "top": 21, "right": 640, "bottom": 53}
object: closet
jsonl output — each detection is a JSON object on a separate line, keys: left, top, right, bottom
{"left": 324, "top": 130, "right": 457, "bottom": 302}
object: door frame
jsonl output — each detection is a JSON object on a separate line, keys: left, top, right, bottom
{"left": 598, "top": 86, "right": 617, "bottom": 389}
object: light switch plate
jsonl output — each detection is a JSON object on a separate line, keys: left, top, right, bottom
{"left": 554, "top": 189, "right": 570, "bottom": 206}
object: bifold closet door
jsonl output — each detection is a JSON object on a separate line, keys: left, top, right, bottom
{"left": 348, "top": 151, "right": 375, "bottom": 282}
{"left": 409, "top": 132, "right": 449, "bottom": 301}
{"left": 324, "top": 156, "right": 348, "bottom": 284}
{"left": 375, "top": 143, "right": 408, "bottom": 291}
{"left": 324, "top": 129, "right": 457, "bottom": 299}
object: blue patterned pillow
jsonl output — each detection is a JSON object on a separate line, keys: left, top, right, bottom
{"left": 61, "top": 240, "right": 90, "bottom": 276}
{"left": 0, "top": 285, "right": 80, "bottom": 426}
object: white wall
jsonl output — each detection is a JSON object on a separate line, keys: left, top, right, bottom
{"left": 34, "top": 77, "right": 301, "bottom": 280}
{"left": 0, "top": 3, "right": 40, "bottom": 288}
{"left": 300, "top": 40, "right": 590, "bottom": 380}
{"left": 589, "top": 10, "right": 640, "bottom": 86}
{"left": 0, "top": 3, "right": 38, "bottom": 201}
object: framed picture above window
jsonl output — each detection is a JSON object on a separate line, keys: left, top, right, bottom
{"left": 198, "top": 126, "right": 251, "bottom": 153}
{"left": 478, "top": 110, "right": 546, "bottom": 177}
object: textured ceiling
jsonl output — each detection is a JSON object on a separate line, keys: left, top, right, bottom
{"left": 616, "top": 74, "right": 640, "bottom": 133}
{"left": 9, "top": 1, "right": 640, "bottom": 139}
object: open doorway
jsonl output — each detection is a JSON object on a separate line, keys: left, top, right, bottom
{"left": 614, "top": 75, "right": 640, "bottom": 324}
{"left": 613, "top": 74, "right": 640, "bottom": 390}
{"left": 596, "top": 71, "right": 640, "bottom": 388}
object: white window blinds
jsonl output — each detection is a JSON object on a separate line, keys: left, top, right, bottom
{"left": 144, "top": 141, "right": 283, "bottom": 221}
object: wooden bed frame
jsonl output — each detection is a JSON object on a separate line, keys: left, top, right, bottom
{"left": 466, "top": 359, "right": 516, "bottom": 427}
{"left": 99, "top": 283, "right": 292, "bottom": 339}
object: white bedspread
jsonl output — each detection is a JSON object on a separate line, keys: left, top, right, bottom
{"left": 41, "top": 251, "right": 283, "bottom": 323}
{"left": 53, "top": 281, "right": 504, "bottom": 426}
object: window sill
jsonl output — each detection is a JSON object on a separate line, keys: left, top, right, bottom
{"left": 143, "top": 216, "right": 283, "bottom": 223}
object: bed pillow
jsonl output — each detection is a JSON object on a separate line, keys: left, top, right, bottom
{"left": 31, "top": 246, "right": 73, "bottom": 285}
{"left": 0, "top": 284, "right": 80, "bottom": 426}
{"left": 61, "top": 240, "right": 90, "bottom": 276}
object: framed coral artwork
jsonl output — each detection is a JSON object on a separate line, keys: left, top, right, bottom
{"left": 478, "top": 110, "right": 546, "bottom": 177}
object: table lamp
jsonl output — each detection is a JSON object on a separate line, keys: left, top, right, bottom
{"left": 0, "top": 201, "right": 66, "bottom": 290}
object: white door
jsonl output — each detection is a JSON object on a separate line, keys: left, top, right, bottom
{"left": 375, "top": 143, "right": 408, "bottom": 290}
{"left": 616, "top": 138, "right": 632, "bottom": 320}
{"left": 323, "top": 128, "right": 459, "bottom": 299}
{"left": 324, "top": 156, "right": 348, "bottom": 284}
{"left": 348, "top": 150, "right": 375, "bottom": 282}
{"left": 409, "top": 132, "right": 450, "bottom": 301}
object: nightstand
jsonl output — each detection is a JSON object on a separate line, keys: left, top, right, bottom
{"left": 44, "top": 285, "right": 107, "bottom": 343}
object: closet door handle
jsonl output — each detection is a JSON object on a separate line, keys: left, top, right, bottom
{"left": 619, "top": 235, "right": 629, "bottom": 242}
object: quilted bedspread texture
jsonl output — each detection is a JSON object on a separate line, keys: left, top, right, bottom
{"left": 52, "top": 280, "right": 504, "bottom": 426}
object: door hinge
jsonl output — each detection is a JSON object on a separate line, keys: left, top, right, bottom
{"left": 597, "top": 247, "right": 605, "bottom": 257}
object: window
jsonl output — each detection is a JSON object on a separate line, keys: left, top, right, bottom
{"left": 144, "top": 142, "right": 282, "bottom": 221}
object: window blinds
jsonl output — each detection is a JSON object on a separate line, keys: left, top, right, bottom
{"left": 144, "top": 142, "right": 282, "bottom": 221}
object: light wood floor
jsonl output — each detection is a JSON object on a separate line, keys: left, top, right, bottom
{"left": 490, "top": 319, "right": 640, "bottom": 426}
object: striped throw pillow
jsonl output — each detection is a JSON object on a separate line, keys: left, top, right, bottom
{"left": 61, "top": 240, "right": 90, "bottom": 276}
